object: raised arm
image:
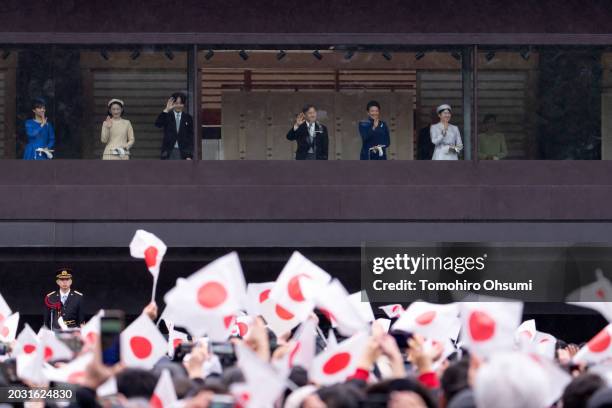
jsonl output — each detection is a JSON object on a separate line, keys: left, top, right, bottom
{"left": 430, "top": 125, "right": 444, "bottom": 145}
{"left": 359, "top": 121, "right": 374, "bottom": 143}
{"left": 25, "top": 120, "right": 43, "bottom": 139}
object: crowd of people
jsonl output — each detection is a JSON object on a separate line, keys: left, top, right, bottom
{"left": 2, "top": 234, "right": 605, "bottom": 408}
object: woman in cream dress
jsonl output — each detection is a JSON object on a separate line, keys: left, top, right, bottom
{"left": 430, "top": 104, "right": 463, "bottom": 160}
{"left": 101, "top": 99, "right": 135, "bottom": 160}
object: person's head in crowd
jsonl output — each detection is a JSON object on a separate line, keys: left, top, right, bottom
{"left": 366, "top": 378, "right": 437, "bottom": 408}
{"left": 473, "top": 352, "right": 550, "bottom": 408}
{"left": 317, "top": 383, "right": 365, "bottom": 408}
{"left": 116, "top": 368, "right": 158, "bottom": 400}
{"left": 55, "top": 268, "right": 73, "bottom": 293}
{"left": 587, "top": 387, "right": 612, "bottom": 408}
{"left": 171, "top": 92, "right": 187, "bottom": 113}
{"left": 107, "top": 98, "right": 125, "bottom": 119}
{"left": 302, "top": 104, "right": 318, "bottom": 124}
{"left": 366, "top": 100, "right": 381, "bottom": 122}
{"left": 447, "top": 389, "right": 477, "bottom": 408}
{"left": 482, "top": 114, "right": 497, "bottom": 134}
{"left": 440, "top": 358, "right": 470, "bottom": 407}
{"left": 436, "top": 104, "right": 452, "bottom": 124}
{"left": 31, "top": 97, "right": 46, "bottom": 120}
{"left": 563, "top": 373, "right": 606, "bottom": 408}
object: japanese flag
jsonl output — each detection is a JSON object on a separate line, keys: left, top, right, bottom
{"left": 459, "top": 301, "right": 523, "bottom": 357}
{"left": 168, "top": 328, "right": 189, "bottom": 358}
{"left": 260, "top": 297, "right": 302, "bottom": 337}
{"left": 43, "top": 352, "right": 93, "bottom": 384}
{"left": 392, "top": 301, "right": 460, "bottom": 342}
{"left": 0, "top": 292, "right": 11, "bottom": 333}
{"left": 120, "top": 314, "right": 167, "bottom": 369}
{"left": 15, "top": 324, "right": 39, "bottom": 356}
{"left": 130, "top": 229, "right": 167, "bottom": 280}
{"left": 0, "top": 312, "right": 19, "bottom": 342}
{"left": 231, "top": 315, "right": 255, "bottom": 338}
{"left": 574, "top": 324, "right": 612, "bottom": 364}
{"left": 287, "top": 318, "right": 317, "bottom": 370}
{"left": 150, "top": 369, "right": 178, "bottom": 408}
{"left": 163, "top": 252, "right": 246, "bottom": 340}
{"left": 379, "top": 304, "right": 404, "bottom": 319}
{"left": 515, "top": 319, "right": 537, "bottom": 345}
{"left": 245, "top": 282, "right": 274, "bottom": 316}
{"left": 235, "top": 343, "right": 287, "bottom": 407}
{"left": 567, "top": 270, "right": 612, "bottom": 322}
{"left": 349, "top": 291, "right": 375, "bottom": 323}
{"left": 309, "top": 331, "right": 369, "bottom": 385}
{"left": 533, "top": 331, "right": 557, "bottom": 360}
{"left": 16, "top": 338, "right": 45, "bottom": 385}
{"left": 38, "top": 328, "right": 74, "bottom": 362}
{"left": 81, "top": 311, "right": 103, "bottom": 351}
{"left": 313, "top": 279, "right": 368, "bottom": 337}
{"left": 269, "top": 251, "right": 331, "bottom": 322}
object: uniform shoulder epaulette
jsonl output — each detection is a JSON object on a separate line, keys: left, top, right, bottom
{"left": 46, "top": 291, "right": 55, "bottom": 297}
{"left": 74, "top": 290, "right": 83, "bottom": 296}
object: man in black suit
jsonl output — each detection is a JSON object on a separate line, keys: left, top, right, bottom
{"left": 44, "top": 268, "right": 84, "bottom": 330}
{"left": 155, "top": 92, "right": 194, "bottom": 160}
{"left": 286, "top": 104, "right": 329, "bottom": 160}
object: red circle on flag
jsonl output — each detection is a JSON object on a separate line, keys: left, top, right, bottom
{"left": 23, "top": 344, "right": 36, "bottom": 354}
{"left": 173, "top": 338, "right": 183, "bottom": 349}
{"left": 237, "top": 322, "right": 249, "bottom": 337}
{"left": 469, "top": 310, "right": 496, "bottom": 342}
{"left": 392, "top": 305, "right": 401, "bottom": 314}
{"left": 520, "top": 330, "right": 533, "bottom": 339}
{"left": 259, "top": 289, "right": 271, "bottom": 303}
{"left": 130, "top": 336, "right": 153, "bottom": 359}
{"left": 275, "top": 304, "right": 295, "bottom": 320}
{"left": 588, "top": 329, "right": 612, "bottom": 353}
{"left": 288, "top": 274, "right": 309, "bottom": 302}
{"left": 44, "top": 346, "right": 53, "bottom": 361}
{"left": 289, "top": 341, "right": 301, "bottom": 367}
{"left": 144, "top": 246, "right": 159, "bottom": 269}
{"left": 85, "top": 332, "right": 97, "bottom": 345}
{"left": 197, "top": 281, "right": 228, "bottom": 309}
{"left": 415, "top": 311, "right": 436, "bottom": 325}
{"left": 322, "top": 352, "right": 351, "bottom": 375}
{"left": 67, "top": 371, "right": 86, "bottom": 384}
{"left": 0, "top": 326, "right": 8, "bottom": 338}
{"left": 0, "top": 313, "right": 5, "bottom": 323}
{"left": 319, "top": 308, "right": 336, "bottom": 323}
{"left": 224, "top": 315, "right": 235, "bottom": 329}
{"left": 150, "top": 394, "right": 163, "bottom": 408}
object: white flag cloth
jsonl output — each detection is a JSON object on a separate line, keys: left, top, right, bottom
{"left": 287, "top": 318, "right": 317, "bottom": 370}
{"left": 245, "top": 282, "right": 274, "bottom": 316}
{"left": 567, "top": 269, "right": 612, "bottom": 322}
{"left": 81, "top": 311, "right": 103, "bottom": 350}
{"left": 38, "top": 328, "right": 74, "bottom": 362}
{"left": 309, "top": 331, "right": 369, "bottom": 385}
{"left": 120, "top": 314, "right": 167, "bottom": 369}
{"left": 15, "top": 324, "right": 39, "bottom": 356}
{"left": 375, "top": 318, "right": 392, "bottom": 333}
{"left": 574, "top": 324, "right": 612, "bottom": 364}
{"left": 533, "top": 331, "right": 557, "bottom": 360}
{"left": 43, "top": 352, "right": 94, "bottom": 384}
{"left": 269, "top": 251, "right": 331, "bottom": 322}
{"left": 379, "top": 304, "right": 404, "bottom": 319}
{"left": 129, "top": 229, "right": 167, "bottom": 280}
{"left": 392, "top": 301, "right": 460, "bottom": 342}
{"left": 163, "top": 252, "right": 246, "bottom": 340}
{"left": 349, "top": 291, "right": 375, "bottom": 323}
{"left": 515, "top": 319, "right": 537, "bottom": 345}
{"left": 0, "top": 312, "right": 19, "bottom": 342}
{"left": 235, "top": 343, "right": 287, "bottom": 407}
{"left": 260, "top": 297, "right": 302, "bottom": 337}
{"left": 0, "top": 291, "right": 12, "bottom": 334}
{"left": 313, "top": 279, "right": 368, "bottom": 337}
{"left": 459, "top": 301, "right": 523, "bottom": 357}
{"left": 150, "top": 369, "right": 178, "bottom": 408}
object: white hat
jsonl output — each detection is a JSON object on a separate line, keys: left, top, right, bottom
{"left": 436, "top": 104, "right": 452, "bottom": 114}
{"left": 107, "top": 98, "right": 125, "bottom": 107}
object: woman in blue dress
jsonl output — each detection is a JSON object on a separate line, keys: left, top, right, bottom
{"left": 23, "top": 98, "right": 55, "bottom": 160}
{"left": 358, "top": 100, "right": 390, "bottom": 160}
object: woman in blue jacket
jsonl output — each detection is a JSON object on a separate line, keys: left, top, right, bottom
{"left": 23, "top": 98, "right": 55, "bottom": 160}
{"left": 358, "top": 100, "right": 390, "bottom": 160}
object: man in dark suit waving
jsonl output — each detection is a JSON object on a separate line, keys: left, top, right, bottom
{"left": 286, "top": 104, "right": 329, "bottom": 160}
{"left": 155, "top": 92, "right": 194, "bottom": 160}
{"left": 44, "top": 268, "right": 84, "bottom": 330}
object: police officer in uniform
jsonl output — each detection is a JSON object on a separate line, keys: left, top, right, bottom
{"left": 44, "top": 268, "right": 84, "bottom": 330}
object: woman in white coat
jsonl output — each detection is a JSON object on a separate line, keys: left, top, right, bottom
{"left": 430, "top": 104, "right": 463, "bottom": 160}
